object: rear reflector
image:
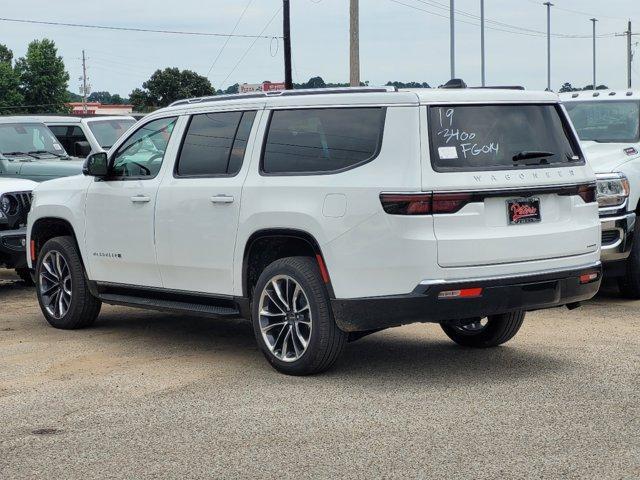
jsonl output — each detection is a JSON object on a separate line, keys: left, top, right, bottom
{"left": 579, "top": 272, "right": 599, "bottom": 284}
{"left": 438, "top": 288, "right": 483, "bottom": 299}
{"left": 315, "top": 254, "right": 331, "bottom": 284}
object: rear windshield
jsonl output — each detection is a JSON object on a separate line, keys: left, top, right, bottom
{"left": 88, "top": 118, "right": 136, "bottom": 149}
{"left": 564, "top": 100, "right": 640, "bottom": 144}
{"left": 429, "top": 104, "right": 582, "bottom": 171}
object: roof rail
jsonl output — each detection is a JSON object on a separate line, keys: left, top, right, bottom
{"left": 470, "top": 85, "right": 525, "bottom": 90}
{"left": 169, "top": 86, "right": 397, "bottom": 107}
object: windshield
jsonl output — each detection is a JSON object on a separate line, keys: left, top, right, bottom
{"left": 429, "top": 104, "right": 582, "bottom": 171}
{"left": 564, "top": 100, "right": 640, "bottom": 143}
{"left": 88, "top": 118, "right": 136, "bottom": 149}
{"left": 0, "top": 123, "right": 68, "bottom": 157}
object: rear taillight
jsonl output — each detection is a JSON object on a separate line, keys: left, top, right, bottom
{"left": 432, "top": 193, "right": 473, "bottom": 214}
{"left": 577, "top": 184, "right": 597, "bottom": 204}
{"left": 380, "top": 193, "right": 432, "bottom": 215}
{"left": 380, "top": 193, "right": 473, "bottom": 215}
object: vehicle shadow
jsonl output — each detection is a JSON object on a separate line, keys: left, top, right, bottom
{"left": 94, "top": 307, "right": 569, "bottom": 387}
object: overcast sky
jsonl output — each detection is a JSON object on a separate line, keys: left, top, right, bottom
{"left": 2, "top": 0, "right": 639, "bottom": 97}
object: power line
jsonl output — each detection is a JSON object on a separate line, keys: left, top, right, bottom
{"left": 206, "top": 0, "right": 255, "bottom": 77}
{"left": 220, "top": 7, "right": 282, "bottom": 88}
{"left": 0, "top": 17, "right": 282, "bottom": 39}
{"left": 523, "top": 0, "right": 633, "bottom": 22}
{"left": 390, "top": 0, "right": 617, "bottom": 38}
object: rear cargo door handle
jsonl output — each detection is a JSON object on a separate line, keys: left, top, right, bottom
{"left": 210, "top": 195, "right": 234, "bottom": 204}
{"left": 130, "top": 195, "right": 151, "bottom": 203}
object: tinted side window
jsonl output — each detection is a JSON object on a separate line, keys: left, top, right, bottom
{"left": 177, "top": 111, "right": 256, "bottom": 177}
{"left": 112, "top": 117, "right": 177, "bottom": 178}
{"left": 262, "top": 108, "right": 385, "bottom": 174}
{"left": 47, "top": 126, "right": 71, "bottom": 151}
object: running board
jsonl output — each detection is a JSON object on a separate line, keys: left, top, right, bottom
{"left": 99, "top": 293, "right": 241, "bottom": 318}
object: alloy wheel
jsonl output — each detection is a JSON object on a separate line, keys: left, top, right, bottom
{"left": 258, "top": 275, "right": 312, "bottom": 362}
{"left": 39, "top": 250, "right": 72, "bottom": 319}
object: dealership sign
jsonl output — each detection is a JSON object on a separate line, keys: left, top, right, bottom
{"left": 239, "top": 81, "right": 286, "bottom": 93}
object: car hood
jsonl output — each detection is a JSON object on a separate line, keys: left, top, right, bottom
{"left": 0, "top": 177, "right": 38, "bottom": 194}
{"left": 17, "top": 157, "right": 84, "bottom": 179}
{"left": 580, "top": 141, "right": 640, "bottom": 173}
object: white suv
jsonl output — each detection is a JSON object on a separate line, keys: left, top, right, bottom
{"left": 27, "top": 87, "right": 602, "bottom": 375}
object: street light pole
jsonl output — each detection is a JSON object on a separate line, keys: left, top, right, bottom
{"left": 450, "top": 0, "right": 455, "bottom": 79}
{"left": 283, "top": 0, "right": 293, "bottom": 90}
{"left": 480, "top": 0, "right": 485, "bottom": 86}
{"left": 591, "top": 18, "right": 597, "bottom": 90}
{"left": 350, "top": 0, "right": 360, "bottom": 87}
{"left": 543, "top": 2, "right": 553, "bottom": 91}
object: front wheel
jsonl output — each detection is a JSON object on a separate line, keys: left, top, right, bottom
{"left": 251, "top": 256, "right": 347, "bottom": 376}
{"left": 440, "top": 311, "right": 525, "bottom": 348}
{"left": 36, "top": 236, "right": 101, "bottom": 329}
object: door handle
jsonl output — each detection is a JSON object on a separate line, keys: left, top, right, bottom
{"left": 130, "top": 195, "right": 151, "bottom": 203}
{"left": 210, "top": 195, "right": 234, "bottom": 204}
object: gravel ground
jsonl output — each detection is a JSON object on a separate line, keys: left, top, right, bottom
{"left": 0, "top": 268, "right": 638, "bottom": 479}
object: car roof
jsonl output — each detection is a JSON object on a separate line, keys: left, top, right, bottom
{"left": 559, "top": 89, "right": 640, "bottom": 102}
{"left": 146, "top": 86, "right": 559, "bottom": 119}
{"left": 0, "top": 116, "right": 48, "bottom": 125}
{"left": 25, "top": 115, "right": 136, "bottom": 124}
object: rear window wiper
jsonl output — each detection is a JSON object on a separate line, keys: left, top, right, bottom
{"left": 512, "top": 151, "right": 555, "bottom": 165}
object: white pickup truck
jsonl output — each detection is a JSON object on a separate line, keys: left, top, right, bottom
{"left": 561, "top": 90, "right": 640, "bottom": 297}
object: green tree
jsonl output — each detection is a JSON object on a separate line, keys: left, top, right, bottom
{"left": 0, "top": 44, "right": 13, "bottom": 64}
{"left": 559, "top": 82, "right": 578, "bottom": 93}
{"left": 14, "top": 39, "right": 69, "bottom": 112}
{"left": 111, "top": 94, "right": 124, "bottom": 104}
{"left": 0, "top": 44, "right": 24, "bottom": 114}
{"left": 130, "top": 67, "right": 214, "bottom": 109}
{"left": 88, "top": 91, "right": 113, "bottom": 103}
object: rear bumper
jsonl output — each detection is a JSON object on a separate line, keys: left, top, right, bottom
{"left": 0, "top": 227, "right": 27, "bottom": 269}
{"left": 331, "top": 262, "right": 602, "bottom": 332}
{"left": 600, "top": 213, "right": 635, "bottom": 264}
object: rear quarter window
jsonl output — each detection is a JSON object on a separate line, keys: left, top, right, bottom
{"left": 261, "top": 107, "right": 386, "bottom": 174}
{"left": 428, "top": 104, "right": 583, "bottom": 172}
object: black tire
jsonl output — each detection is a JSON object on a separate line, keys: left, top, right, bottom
{"left": 15, "top": 268, "right": 34, "bottom": 286}
{"left": 36, "top": 236, "right": 101, "bottom": 329}
{"left": 251, "top": 256, "right": 347, "bottom": 376}
{"left": 440, "top": 311, "right": 525, "bottom": 348}
{"left": 618, "top": 221, "right": 640, "bottom": 298}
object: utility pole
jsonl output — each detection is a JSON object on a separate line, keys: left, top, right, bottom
{"left": 450, "top": 0, "right": 455, "bottom": 79}
{"left": 543, "top": 2, "right": 553, "bottom": 91}
{"left": 591, "top": 18, "right": 597, "bottom": 90}
{"left": 81, "top": 50, "right": 88, "bottom": 114}
{"left": 350, "top": 0, "right": 360, "bottom": 87}
{"left": 283, "top": 0, "right": 293, "bottom": 90}
{"left": 628, "top": 20, "right": 633, "bottom": 88}
{"left": 480, "top": 0, "right": 485, "bottom": 86}
{"left": 615, "top": 21, "right": 638, "bottom": 88}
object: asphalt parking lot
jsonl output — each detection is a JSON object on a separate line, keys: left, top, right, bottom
{"left": 0, "top": 269, "right": 638, "bottom": 479}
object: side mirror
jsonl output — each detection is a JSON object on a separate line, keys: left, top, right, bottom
{"left": 74, "top": 141, "right": 92, "bottom": 158}
{"left": 83, "top": 152, "right": 109, "bottom": 177}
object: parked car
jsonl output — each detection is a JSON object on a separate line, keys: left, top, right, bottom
{"left": 33, "top": 115, "right": 136, "bottom": 156}
{"left": 0, "top": 177, "right": 36, "bottom": 283}
{"left": 27, "top": 86, "right": 601, "bottom": 375}
{"left": 0, "top": 118, "right": 84, "bottom": 181}
{"left": 561, "top": 90, "right": 640, "bottom": 296}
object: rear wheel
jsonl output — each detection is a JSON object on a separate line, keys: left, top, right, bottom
{"left": 441, "top": 311, "right": 525, "bottom": 348}
{"left": 36, "top": 236, "right": 101, "bottom": 329}
{"left": 251, "top": 256, "right": 347, "bottom": 375}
